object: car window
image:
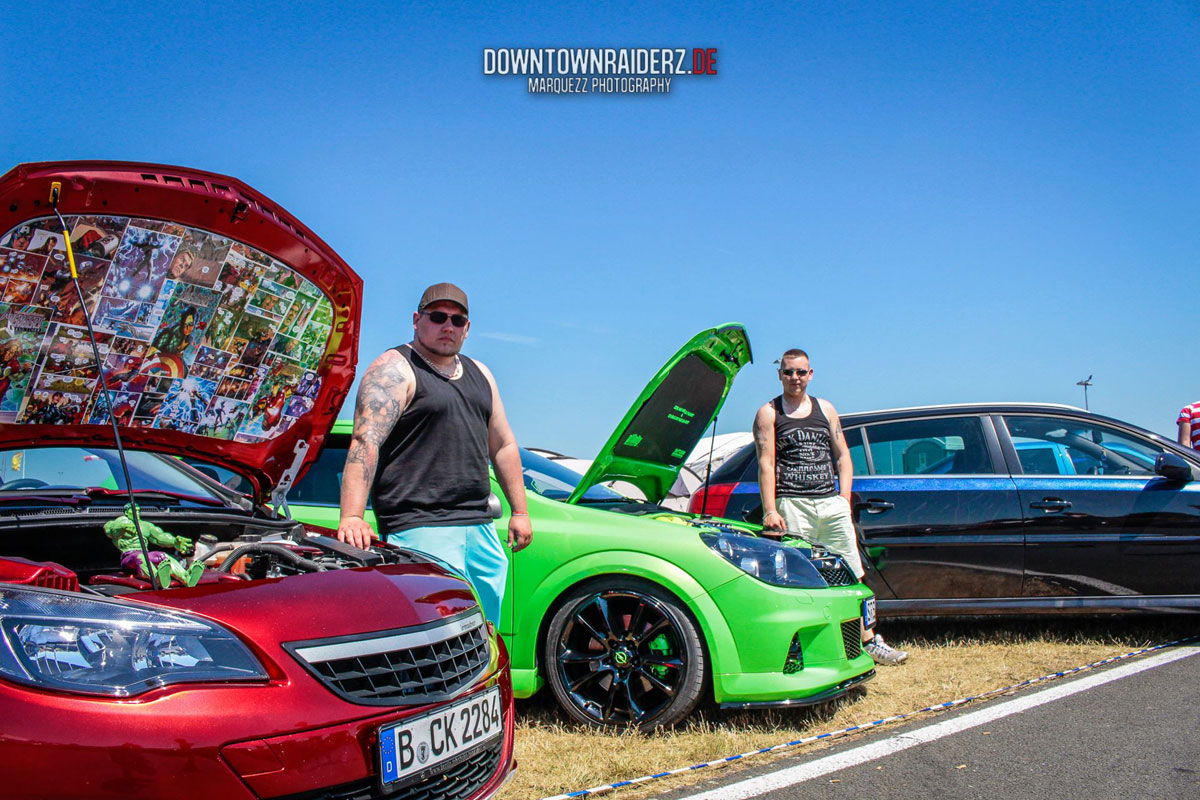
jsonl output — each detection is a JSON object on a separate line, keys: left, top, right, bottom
{"left": 519, "top": 449, "right": 625, "bottom": 502}
{"left": 845, "top": 428, "right": 868, "bottom": 476}
{"left": 863, "top": 417, "right": 994, "bottom": 475}
{"left": 1003, "top": 415, "right": 1163, "bottom": 476}
{"left": 0, "top": 447, "right": 222, "bottom": 498}
{"left": 288, "top": 436, "right": 360, "bottom": 506}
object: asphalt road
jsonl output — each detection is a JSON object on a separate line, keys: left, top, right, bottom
{"left": 656, "top": 645, "right": 1200, "bottom": 800}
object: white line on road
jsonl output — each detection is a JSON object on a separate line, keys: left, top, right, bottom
{"left": 674, "top": 645, "right": 1200, "bottom": 800}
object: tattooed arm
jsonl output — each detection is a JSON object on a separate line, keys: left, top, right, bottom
{"left": 337, "top": 350, "right": 414, "bottom": 548}
{"left": 753, "top": 402, "right": 785, "bottom": 536}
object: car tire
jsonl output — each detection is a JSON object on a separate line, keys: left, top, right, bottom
{"left": 544, "top": 577, "right": 706, "bottom": 731}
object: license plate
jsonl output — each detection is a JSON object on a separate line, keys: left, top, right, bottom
{"left": 861, "top": 597, "right": 877, "bottom": 631}
{"left": 378, "top": 686, "right": 502, "bottom": 790}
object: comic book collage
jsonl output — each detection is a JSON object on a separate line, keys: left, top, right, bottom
{"left": 0, "top": 216, "right": 333, "bottom": 443}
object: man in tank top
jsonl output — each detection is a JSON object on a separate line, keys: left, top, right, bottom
{"left": 336, "top": 282, "right": 532, "bottom": 625}
{"left": 753, "top": 348, "right": 907, "bottom": 665}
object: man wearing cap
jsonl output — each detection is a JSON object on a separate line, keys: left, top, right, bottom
{"left": 337, "top": 283, "right": 532, "bottom": 625}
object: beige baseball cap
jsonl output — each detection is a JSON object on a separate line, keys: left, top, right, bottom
{"left": 417, "top": 282, "right": 468, "bottom": 314}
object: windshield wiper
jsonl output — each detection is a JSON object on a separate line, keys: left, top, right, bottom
{"left": 84, "top": 488, "right": 229, "bottom": 507}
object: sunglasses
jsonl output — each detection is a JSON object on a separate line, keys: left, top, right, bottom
{"left": 420, "top": 310, "right": 468, "bottom": 328}
{"left": 780, "top": 368, "right": 810, "bottom": 377}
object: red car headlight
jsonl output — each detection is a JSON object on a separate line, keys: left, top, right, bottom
{"left": 0, "top": 585, "right": 267, "bottom": 697}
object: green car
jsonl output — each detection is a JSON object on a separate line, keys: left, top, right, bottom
{"left": 288, "top": 324, "right": 876, "bottom": 729}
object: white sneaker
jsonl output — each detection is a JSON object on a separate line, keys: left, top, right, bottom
{"left": 865, "top": 635, "right": 908, "bottom": 665}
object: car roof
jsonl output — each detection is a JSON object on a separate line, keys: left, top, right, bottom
{"left": 840, "top": 402, "right": 1086, "bottom": 423}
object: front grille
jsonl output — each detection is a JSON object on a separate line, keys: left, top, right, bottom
{"left": 288, "top": 612, "right": 490, "bottom": 705}
{"left": 276, "top": 737, "right": 504, "bottom": 800}
{"left": 841, "top": 620, "right": 862, "bottom": 660}
{"left": 817, "top": 565, "right": 856, "bottom": 587}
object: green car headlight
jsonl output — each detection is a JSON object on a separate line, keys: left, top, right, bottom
{"left": 0, "top": 586, "right": 268, "bottom": 697}
{"left": 701, "top": 533, "right": 829, "bottom": 589}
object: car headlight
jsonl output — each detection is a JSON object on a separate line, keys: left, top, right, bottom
{"left": 0, "top": 585, "right": 268, "bottom": 697}
{"left": 701, "top": 532, "right": 829, "bottom": 589}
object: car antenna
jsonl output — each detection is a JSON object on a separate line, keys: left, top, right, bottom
{"left": 49, "top": 181, "right": 160, "bottom": 590}
{"left": 700, "top": 415, "right": 717, "bottom": 516}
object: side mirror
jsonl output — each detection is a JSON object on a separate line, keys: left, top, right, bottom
{"left": 1155, "top": 452, "right": 1193, "bottom": 483}
{"left": 487, "top": 493, "right": 504, "bottom": 519}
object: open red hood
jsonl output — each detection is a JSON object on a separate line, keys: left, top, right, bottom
{"left": 0, "top": 161, "right": 362, "bottom": 503}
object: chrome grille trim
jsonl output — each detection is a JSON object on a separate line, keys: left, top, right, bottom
{"left": 293, "top": 613, "right": 484, "bottom": 662}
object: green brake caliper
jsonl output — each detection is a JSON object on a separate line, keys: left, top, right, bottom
{"left": 648, "top": 633, "right": 674, "bottom": 680}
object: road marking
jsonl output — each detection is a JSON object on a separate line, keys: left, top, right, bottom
{"left": 674, "top": 645, "right": 1200, "bottom": 800}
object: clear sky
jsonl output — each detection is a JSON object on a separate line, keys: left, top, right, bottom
{"left": 3, "top": 1, "right": 1197, "bottom": 457}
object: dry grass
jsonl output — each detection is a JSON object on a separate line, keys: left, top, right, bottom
{"left": 499, "top": 617, "right": 1198, "bottom": 800}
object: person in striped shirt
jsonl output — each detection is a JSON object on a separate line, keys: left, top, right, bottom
{"left": 1178, "top": 401, "right": 1200, "bottom": 450}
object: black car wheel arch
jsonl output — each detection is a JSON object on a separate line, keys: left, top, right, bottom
{"left": 543, "top": 577, "right": 707, "bottom": 730}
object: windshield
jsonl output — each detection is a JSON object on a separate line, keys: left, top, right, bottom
{"left": 0, "top": 447, "right": 224, "bottom": 503}
{"left": 519, "top": 449, "right": 626, "bottom": 502}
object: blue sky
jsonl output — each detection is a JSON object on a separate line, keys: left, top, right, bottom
{"left": 3, "top": 1, "right": 1198, "bottom": 456}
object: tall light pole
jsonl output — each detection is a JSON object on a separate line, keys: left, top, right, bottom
{"left": 1076, "top": 375, "right": 1093, "bottom": 411}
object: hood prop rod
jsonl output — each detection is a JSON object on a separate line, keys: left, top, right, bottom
{"left": 50, "top": 181, "right": 160, "bottom": 590}
{"left": 700, "top": 414, "right": 717, "bottom": 517}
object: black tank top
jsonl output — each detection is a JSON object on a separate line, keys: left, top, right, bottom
{"left": 773, "top": 395, "right": 836, "bottom": 498}
{"left": 371, "top": 345, "right": 494, "bottom": 533}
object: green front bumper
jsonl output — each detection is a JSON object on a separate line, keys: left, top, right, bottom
{"left": 706, "top": 574, "right": 876, "bottom": 705}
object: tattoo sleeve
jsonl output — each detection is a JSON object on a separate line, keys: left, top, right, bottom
{"left": 343, "top": 359, "right": 407, "bottom": 501}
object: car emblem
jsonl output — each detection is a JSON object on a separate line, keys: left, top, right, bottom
{"left": 613, "top": 650, "right": 630, "bottom": 666}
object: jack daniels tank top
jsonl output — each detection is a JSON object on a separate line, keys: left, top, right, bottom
{"left": 773, "top": 395, "right": 837, "bottom": 498}
{"left": 371, "top": 345, "right": 493, "bottom": 533}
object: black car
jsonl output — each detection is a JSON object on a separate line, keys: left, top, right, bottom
{"left": 689, "top": 403, "right": 1200, "bottom": 615}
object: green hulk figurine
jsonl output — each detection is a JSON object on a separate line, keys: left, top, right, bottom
{"left": 104, "top": 504, "right": 204, "bottom": 588}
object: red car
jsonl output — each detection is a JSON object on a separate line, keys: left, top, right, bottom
{"left": 0, "top": 162, "right": 514, "bottom": 799}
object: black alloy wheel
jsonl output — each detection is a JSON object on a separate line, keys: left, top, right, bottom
{"left": 544, "top": 578, "right": 706, "bottom": 730}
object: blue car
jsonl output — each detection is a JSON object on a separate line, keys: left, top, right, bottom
{"left": 689, "top": 403, "right": 1200, "bottom": 615}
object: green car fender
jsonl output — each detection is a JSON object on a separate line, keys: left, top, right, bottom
{"left": 507, "top": 548, "right": 741, "bottom": 699}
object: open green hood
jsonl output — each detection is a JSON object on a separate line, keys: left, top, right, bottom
{"left": 567, "top": 324, "right": 752, "bottom": 505}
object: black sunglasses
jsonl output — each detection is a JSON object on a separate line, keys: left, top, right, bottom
{"left": 780, "top": 368, "right": 810, "bottom": 377}
{"left": 420, "top": 310, "right": 468, "bottom": 328}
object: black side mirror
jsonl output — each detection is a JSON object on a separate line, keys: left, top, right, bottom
{"left": 1155, "top": 452, "right": 1193, "bottom": 483}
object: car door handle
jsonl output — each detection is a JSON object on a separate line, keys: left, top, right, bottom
{"left": 1029, "top": 498, "right": 1072, "bottom": 512}
{"left": 857, "top": 500, "right": 894, "bottom": 514}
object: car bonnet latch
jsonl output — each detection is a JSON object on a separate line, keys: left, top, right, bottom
{"left": 271, "top": 439, "right": 310, "bottom": 518}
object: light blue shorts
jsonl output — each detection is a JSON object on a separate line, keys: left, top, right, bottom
{"left": 385, "top": 523, "right": 508, "bottom": 626}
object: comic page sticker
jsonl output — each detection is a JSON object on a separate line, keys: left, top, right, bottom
{"left": 1, "top": 249, "right": 48, "bottom": 283}
{"left": 100, "top": 351, "right": 149, "bottom": 395}
{"left": 232, "top": 313, "right": 275, "bottom": 367}
{"left": 0, "top": 305, "right": 52, "bottom": 421}
{"left": 18, "top": 373, "right": 95, "bottom": 425}
{"left": 34, "top": 324, "right": 110, "bottom": 381}
{"left": 2, "top": 280, "right": 37, "bottom": 305}
{"left": 31, "top": 255, "right": 111, "bottom": 327}
{"left": 157, "top": 377, "right": 218, "bottom": 426}
{"left": 237, "top": 359, "right": 304, "bottom": 440}
{"left": 245, "top": 278, "right": 295, "bottom": 322}
{"left": 152, "top": 282, "right": 219, "bottom": 364}
{"left": 70, "top": 216, "right": 128, "bottom": 260}
{"left": 197, "top": 396, "right": 248, "bottom": 439}
{"left": 88, "top": 389, "right": 141, "bottom": 426}
{"left": 216, "top": 375, "right": 256, "bottom": 402}
{"left": 103, "top": 226, "right": 179, "bottom": 302}
{"left": 168, "top": 228, "right": 231, "bottom": 287}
